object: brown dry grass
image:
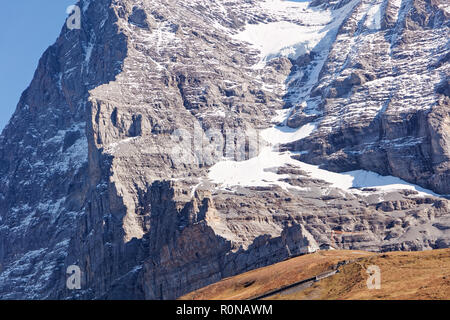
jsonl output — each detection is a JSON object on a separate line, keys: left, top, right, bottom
{"left": 180, "top": 249, "right": 450, "bottom": 300}
{"left": 179, "top": 250, "right": 372, "bottom": 300}
{"left": 278, "top": 249, "right": 450, "bottom": 300}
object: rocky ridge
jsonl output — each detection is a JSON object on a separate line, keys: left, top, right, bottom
{"left": 0, "top": 0, "right": 448, "bottom": 299}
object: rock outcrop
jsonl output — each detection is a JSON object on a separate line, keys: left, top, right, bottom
{"left": 287, "top": 0, "right": 450, "bottom": 195}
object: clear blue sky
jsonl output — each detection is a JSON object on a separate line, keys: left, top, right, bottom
{"left": 0, "top": 1, "right": 76, "bottom": 131}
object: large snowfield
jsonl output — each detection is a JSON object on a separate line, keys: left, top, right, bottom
{"left": 208, "top": 0, "right": 442, "bottom": 198}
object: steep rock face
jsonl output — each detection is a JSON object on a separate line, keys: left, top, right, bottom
{"left": 0, "top": 0, "right": 127, "bottom": 298}
{"left": 287, "top": 0, "right": 450, "bottom": 195}
{"left": 0, "top": 0, "right": 449, "bottom": 300}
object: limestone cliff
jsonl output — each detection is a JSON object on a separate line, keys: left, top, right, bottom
{"left": 0, "top": 0, "right": 448, "bottom": 299}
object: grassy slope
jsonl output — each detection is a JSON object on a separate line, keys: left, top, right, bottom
{"left": 180, "top": 249, "right": 450, "bottom": 300}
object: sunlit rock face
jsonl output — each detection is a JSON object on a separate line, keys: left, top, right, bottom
{"left": 0, "top": 0, "right": 448, "bottom": 299}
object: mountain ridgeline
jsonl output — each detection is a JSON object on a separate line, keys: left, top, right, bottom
{"left": 0, "top": 0, "right": 449, "bottom": 299}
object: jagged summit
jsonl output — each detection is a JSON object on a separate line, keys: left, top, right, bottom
{"left": 0, "top": 0, "right": 449, "bottom": 299}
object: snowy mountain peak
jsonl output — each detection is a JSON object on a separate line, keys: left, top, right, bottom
{"left": 0, "top": 0, "right": 449, "bottom": 299}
